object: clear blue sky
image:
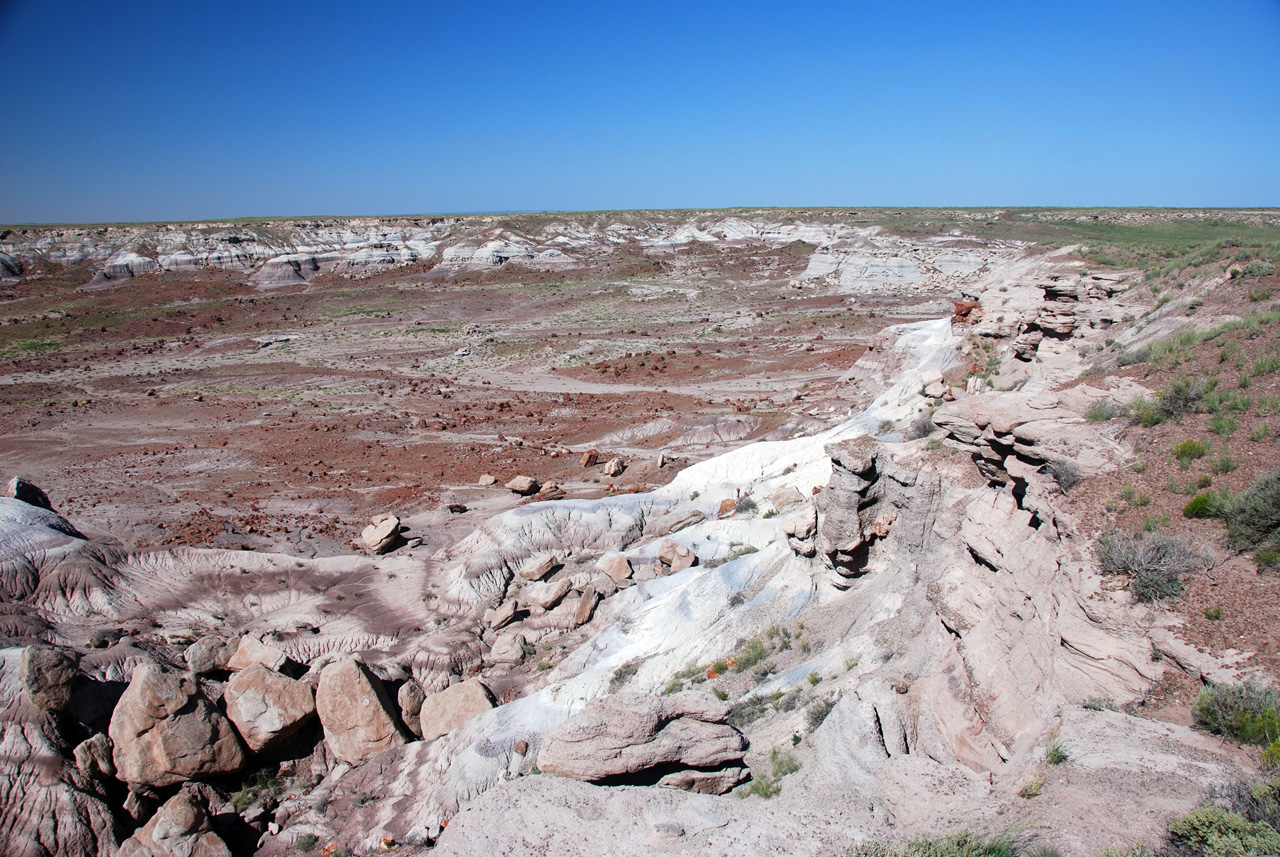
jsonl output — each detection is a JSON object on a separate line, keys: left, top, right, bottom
{"left": 1, "top": 0, "right": 1277, "bottom": 223}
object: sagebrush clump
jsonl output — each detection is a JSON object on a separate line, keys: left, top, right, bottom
{"left": 1095, "top": 530, "right": 1202, "bottom": 602}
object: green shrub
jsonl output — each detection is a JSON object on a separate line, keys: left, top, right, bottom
{"left": 1192, "top": 683, "right": 1280, "bottom": 745}
{"left": 1128, "top": 394, "right": 1164, "bottom": 427}
{"left": 1241, "top": 260, "right": 1277, "bottom": 279}
{"left": 1095, "top": 530, "right": 1201, "bottom": 602}
{"left": 1174, "top": 439, "right": 1210, "bottom": 468}
{"left": 1168, "top": 805, "right": 1280, "bottom": 857}
{"left": 1250, "top": 424, "right": 1270, "bottom": 442}
{"left": 295, "top": 833, "right": 319, "bottom": 853}
{"left": 1118, "top": 347, "right": 1153, "bottom": 368}
{"left": 1205, "top": 606, "right": 1223, "bottom": 621}
{"left": 1185, "top": 492, "right": 1221, "bottom": 518}
{"left": 1101, "top": 846, "right": 1155, "bottom": 857}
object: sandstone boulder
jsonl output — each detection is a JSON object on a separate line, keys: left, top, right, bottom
{"left": 397, "top": 681, "right": 426, "bottom": 738}
{"left": 419, "top": 678, "right": 495, "bottom": 743}
{"left": 518, "top": 552, "right": 560, "bottom": 581}
{"left": 537, "top": 692, "right": 748, "bottom": 793}
{"left": 361, "top": 514, "right": 400, "bottom": 553}
{"left": 506, "top": 476, "right": 540, "bottom": 495}
{"left": 490, "top": 599, "right": 518, "bottom": 630}
{"left": 490, "top": 632, "right": 526, "bottom": 665}
{"left": 19, "top": 645, "right": 78, "bottom": 711}
{"left": 6, "top": 476, "right": 53, "bottom": 510}
{"left": 573, "top": 586, "right": 600, "bottom": 627}
{"left": 529, "top": 578, "right": 571, "bottom": 609}
{"left": 315, "top": 657, "right": 406, "bottom": 765}
{"left": 657, "top": 539, "right": 697, "bottom": 573}
{"left": 478, "top": 474, "right": 497, "bottom": 486}
{"left": 116, "top": 784, "right": 232, "bottom": 857}
{"left": 226, "top": 636, "right": 287, "bottom": 672}
{"left": 603, "top": 457, "right": 626, "bottom": 478}
{"left": 109, "top": 664, "right": 247, "bottom": 787}
{"left": 223, "top": 664, "right": 316, "bottom": 753}
{"left": 73, "top": 732, "right": 115, "bottom": 780}
{"left": 598, "top": 553, "right": 633, "bottom": 584}
{"left": 184, "top": 635, "right": 238, "bottom": 674}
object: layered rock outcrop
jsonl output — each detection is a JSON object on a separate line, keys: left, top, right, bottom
{"left": 538, "top": 692, "right": 748, "bottom": 794}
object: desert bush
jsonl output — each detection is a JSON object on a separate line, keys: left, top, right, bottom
{"left": 1221, "top": 471, "right": 1280, "bottom": 559}
{"left": 1046, "top": 460, "right": 1082, "bottom": 493}
{"left": 906, "top": 412, "right": 936, "bottom": 440}
{"left": 728, "top": 694, "right": 770, "bottom": 728}
{"left": 770, "top": 746, "right": 800, "bottom": 778}
{"left": 1128, "top": 394, "right": 1164, "bottom": 427}
{"left": 807, "top": 696, "right": 836, "bottom": 730}
{"left": 1117, "top": 347, "right": 1153, "bottom": 368}
{"left": 1086, "top": 399, "right": 1127, "bottom": 422}
{"left": 848, "top": 831, "right": 1019, "bottom": 857}
{"left": 1160, "top": 377, "right": 1207, "bottom": 420}
{"left": 1241, "top": 260, "right": 1277, "bottom": 279}
{"left": 1208, "top": 414, "right": 1237, "bottom": 439}
{"left": 1095, "top": 530, "right": 1201, "bottom": 602}
{"left": 1082, "top": 696, "right": 1117, "bottom": 711}
{"left": 1018, "top": 777, "right": 1044, "bottom": 798}
{"left": 1213, "top": 778, "right": 1280, "bottom": 831}
{"left": 1192, "top": 682, "right": 1280, "bottom": 745}
{"left": 1168, "top": 805, "right": 1280, "bottom": 857}
{"left": 1101, "top": 845, "right": 1155, "bottom": 857}
{"left": 295, "top": 833, "right": 319, "bottom": 853}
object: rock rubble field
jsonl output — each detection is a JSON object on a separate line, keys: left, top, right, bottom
{"left": 2, "top": 208, "right": 1280, "bottom": 856}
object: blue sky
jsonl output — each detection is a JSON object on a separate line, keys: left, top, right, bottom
{"left": 1, "top": 0, "right": 1277, "bottom": 223}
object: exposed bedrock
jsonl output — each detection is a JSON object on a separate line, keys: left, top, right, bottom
{"left": 537, "top": 692, "right": 748, "bottom": 794}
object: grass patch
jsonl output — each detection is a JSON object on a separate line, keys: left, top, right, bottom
{"left": 1173, "top": 439, "right": 1210, "bottom": 468}
{"left": 1045, "top": 736, "right": 1069, "bottom": 765}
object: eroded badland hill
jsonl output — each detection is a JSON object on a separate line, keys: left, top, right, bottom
{"left": 3, "top": 207, "right": 1280, "bottom": 857}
